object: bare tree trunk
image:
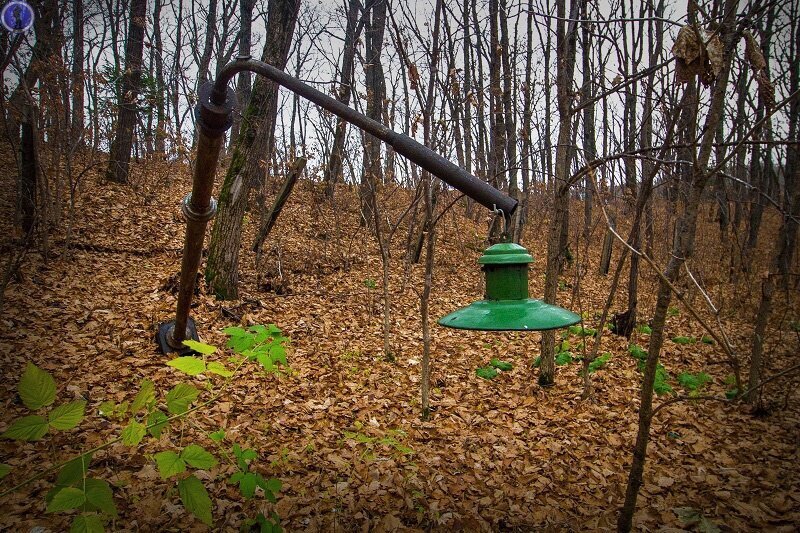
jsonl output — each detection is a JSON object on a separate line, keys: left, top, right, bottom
{"left": 742, "top": 7, "right": 776, "bottom": 274}
{"left": 471, "top": 0, "right": 487, "bottom": 194}
{"left": 252, "top": 157, "right": 307, "bottom": 254}
{"left": 5, "top": 0, "right": 59, "bottom": 143}
{"left": 105, "top": 0, "right": 147, "bottom": 184}
{"left": 599, "top": 211, "right": 615, "bottom": 275}
{"left": 499, "top": 0, "right": 520, "bottom": 241}
{"left": 539, "top": 0, "right": 581, "bottom": 388}
{"left": 728, "top": 67, "right": 749, "bottom": 280}
{"left": 323, "top": 0, "right": 361, "bottom": 197}
{"left": 617, "top": 0, "right": 664, "bottom": 339}
{"left": 229, "top": 0, "right": 254, "bottom": 151}
{"left": 19, "top": 105, "right": 37, "bottom": 235}
{"left": 420, "top": 0, "right": 444, "bottom": 420}
{"left": 206, "top": 0, "right": 301, "bottom": 299}
{"left": 151, "top": 0, "right": 166, "bottom": 154}
{"left": 172, "top": 0, "right": 184, "bottom": 151}
{"left": 361, "top": 0, "right": 387, "bottom": 226}
{"left": 776, "top": 8, "right": 800, "bottom": 284}
{"left": 518, "top": 0, "right": 534, "bottom": 239}
{"left": 580, "top": 1, "right": 594, "bottom": 243}
{"left": 485, "top": 0, "right": 506, "bottom": 242}
{"left": 749, "top": 10, "right": 799, "bottom": 405}
{"left": 461, "top": 1, "right": 474, "bottom": 217}
{"left": 70, "top": 0, "right": 84, "bottom": 143}
{"left": 534, "top": 6, "right": 554, "bottom": 189}
{"left": 191, "top": 0, "right": 218, "bottom": 148}
{"left": 618, "top": 2, "right": 739, "bottom": 527}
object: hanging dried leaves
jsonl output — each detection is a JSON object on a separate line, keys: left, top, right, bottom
{"left": 744, "top": 31, "right": 767, "bottom": 71}
{"left": 744, "top": 31, "right": 775, "bottom": 111}
{"left": 672, "top": 25, "right": 722, "bottom": 86}
{"left": 408, "top": 63, "right": 420, "bottom": 91}
{"left": 672, "top": 26, "right": 704, "bottom": 83}
{"left": 706, "top": 34, "right": 724, "bottom": 78}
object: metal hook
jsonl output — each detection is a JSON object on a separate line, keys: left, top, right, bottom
{"left": 491, "top": 204, "right": 511, "bottom": 242}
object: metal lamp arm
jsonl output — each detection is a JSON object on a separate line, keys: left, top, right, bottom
{"left": 212, "top": 57, "right": 517, "bottom": 215}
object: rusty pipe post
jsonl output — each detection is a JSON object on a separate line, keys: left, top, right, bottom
{"left": 156, "top": 83, "right": 236, "bottom": 354}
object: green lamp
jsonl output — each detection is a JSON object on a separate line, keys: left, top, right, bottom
{"left": 438, "top": 242, "right": 580, "bottom": 331}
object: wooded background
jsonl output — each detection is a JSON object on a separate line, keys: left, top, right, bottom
{"left": 1, "top": 0, "right": 799, "bottom": 530}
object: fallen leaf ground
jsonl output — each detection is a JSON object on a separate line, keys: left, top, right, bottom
{"left": 1, "top": 153, "right": 798, "bottom": 531}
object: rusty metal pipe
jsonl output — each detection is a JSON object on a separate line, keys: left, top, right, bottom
{"left": 212, "top": 58, "right": 518, "bottom": 215}
{"left": 157, "top": 83, "right": 236, "bottom": 353}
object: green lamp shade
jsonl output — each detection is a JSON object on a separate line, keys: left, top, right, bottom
{"left": 438, "top": 243, "right": 580, "bottom": 331}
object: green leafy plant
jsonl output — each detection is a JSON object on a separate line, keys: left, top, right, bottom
{"left": 672, "top": 336, "right": 696, "bottom": 345}
{"left": 97, "top": 400, "right": 129, "bottom": 421}
{"left": 477, "top": 358, "right": 513, "bottom": 379}
{"left": 228, "top": 444, "right": 282, "bottom": 501}
{"left": 628, "top": 344, "right": 673, "bottom": 396}
{"left": 555, "top": 351, "right": 573, "bottom": 366}
{"left": 1, "top": 325, "right": 288, "bottom": 531}
{"left": 243, "top": 512, "right": 283, "bottom": 533}
{"left": 363, "top": 278, "right": 377, "bottom": 289}
{"left": 586, "top": 353, "right": 612, "bottom": 374}
{"left": 568, "top": 325, "right": 597, "bottom": 337}
{"left": 667, "top": 306, "right": 680, "bottom": 317}
{"left": 44, "top": 453, "right": 117, "bottom": 531}
{"left": 628, "top": 344, "right": 647, "bottom": 362}
{"left": 701, "top": 335, "right": 715, "bottom": 345}
{"left": 654, "top": 365, "right": 674, "bottom": 396}
{"left": 2, "top": 363, "right": 86, "bottom": 442}
{"left": 476, "top": 366, "right": 499, "bottom": 380}
{"left": 224, "top": 324, "right": 289, "bottom": 373}
{"left": 724, "top": 374, "right": 738, "bottom": 399}
{"left": 489, "top": 359, "right": 513, "bottom": 371}
{"left": 678, "top": 372, "right": 712, "bottom": 395}
{"left": 673, "top": 506, "right": 721, "bottom": 532}
{"left": 342, "top": 426, "right": 414, "bottom": 461}
{"left": 636, "top": 324, "right": 652, "bottom": 334}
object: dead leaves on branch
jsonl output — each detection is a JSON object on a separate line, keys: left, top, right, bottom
{"left": 744, "top": 31, "right": 776, "bottom": 111}
{"left": 672, "top": 24, "right": 775, "bottom": 110}
{"left": 672, "top": 25, "right": 724, "bottom": 86}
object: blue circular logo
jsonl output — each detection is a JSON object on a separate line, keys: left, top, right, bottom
{"left": 1, "top": 1, "right": 34, "bottom": 33}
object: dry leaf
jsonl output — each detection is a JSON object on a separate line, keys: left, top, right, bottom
{"left": 705, "top": 33, "right": 724, "bottom": 77}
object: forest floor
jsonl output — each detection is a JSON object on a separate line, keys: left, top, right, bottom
{"left": 1, "top": 154, "right": 799, "bottom": 532}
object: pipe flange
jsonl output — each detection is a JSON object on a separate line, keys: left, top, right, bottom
{"left": 181, "top": 193, "right": 217, "bottom": 223}
{"left": 196, "top": 82, "right": 236, "bottom": 138}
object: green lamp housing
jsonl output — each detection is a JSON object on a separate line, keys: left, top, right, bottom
{"left": 438, "top": 242, "right": 580, "bottom": 331}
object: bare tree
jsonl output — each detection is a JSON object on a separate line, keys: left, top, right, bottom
{"left": 228, "top": 0, "right": 254, "bottom": 152}
{"left": 618, "top": 1, "right": 741, "bottom": 528}
{"left": 360, "top": 0, "right": 388, "bottom": 225}
{"left": 206, "top": 0, "right": 301, "bottom": 299}
{"left": 105, "top": 0, "right": 147, "bottom": 183}
{"left": 322, "top": 0, "right": 362, "bottom": 197}
{"left": 538, "top": 0, "right": 582, "bottom": 387}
